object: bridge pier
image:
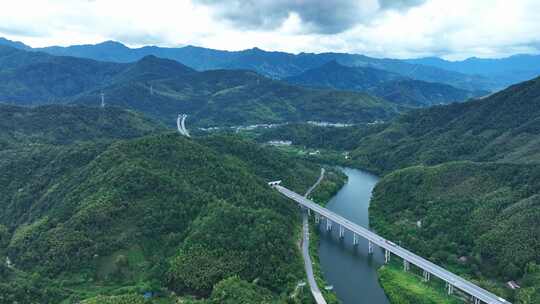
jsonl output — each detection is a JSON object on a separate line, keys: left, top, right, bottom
{"left": 447, "top": 283, "right": 454, "bottom": 295}
{"left": 423, "top": 270, "right": 431, "bottom": 282}
{"left": 353, "top": 233, "right": 359, "bottom": 246}
{"left": 403, "top": 260, "right": 410, "bottom": 272}
{"left": 472, "top": 297, "right": 481, "bottom": 304}
{"left": 368, "top": 241, "right": 374, "bottom": 254}
{"left": 315, "top": 214, "right": 320, "bottom": 224}
{"left": 339, "top": 225, "right": 345, "bottom": 239}
{"left": 326, "top": 218, "right": 332, "bottom": 231}
{"left": 384, "top": 249, "right": 391, "bottom": 264}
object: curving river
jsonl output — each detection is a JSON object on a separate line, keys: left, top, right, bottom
{"left": 318, "top": 167, "right": 390, "bottom": 304}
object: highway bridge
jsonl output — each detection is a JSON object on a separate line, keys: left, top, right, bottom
{"left": 270, "top": 183, "right": 511, "bottom": 304}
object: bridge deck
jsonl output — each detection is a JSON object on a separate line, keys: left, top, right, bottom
{"left": 274, "top": 185, "right": 510, "bottom": 304}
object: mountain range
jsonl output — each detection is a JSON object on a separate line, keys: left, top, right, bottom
{"left": 407, "top": 54, "right": 540, "bottom": 87}
{"left": 285, "top": 61, "right": 488, "bottom": 107}
{"left": 0, "top": 37, "right": 504, "bottom": 92}
{"left": 0, "top": 45, "right": 400, "bottom": 127}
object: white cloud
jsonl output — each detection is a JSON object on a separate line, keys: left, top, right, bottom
{"left": 0, "top": 0, "right": 539, "bottom": 59}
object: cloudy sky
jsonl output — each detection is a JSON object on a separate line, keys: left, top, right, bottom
{"left": 1, "top": 0, "right": 539, "bottom": 60}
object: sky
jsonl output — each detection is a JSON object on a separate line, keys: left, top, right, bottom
{"left": 1, "top": 0, "right": 539, "bottom": 60}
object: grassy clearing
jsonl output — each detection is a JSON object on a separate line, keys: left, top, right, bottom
{"left": 378, "top": 261, "right": 463, "bottom": 304}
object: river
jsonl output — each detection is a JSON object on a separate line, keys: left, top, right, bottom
{"left": 318, "top": 167, "right": 390, "bottom": 304}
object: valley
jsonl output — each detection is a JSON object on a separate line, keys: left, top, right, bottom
{"left": 1, "top": 13, "right": 540, "bottom": 304}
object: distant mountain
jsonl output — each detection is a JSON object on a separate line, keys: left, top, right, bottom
{"left": 285, "top": 61, "right": 487, "bottom": 107}
{"left": 407, "top": 54, "right": 540, "bottom": 88}
{"left": 0, "top": 46, "right": 399, "bottom": 126}
{"left": 285, "top": 60, "right": 402, "bottom": 89}
{"left": 0, "top": 37, "right": 496, "bottom": 91}
{"left": 111, "top": 55, "right": 194, "bottom": 82}
{"left": 0, "top": 37, "right": 31, "bottom": 50}
{"left": 0, "top": 45, "right": 126, "bottom": 104}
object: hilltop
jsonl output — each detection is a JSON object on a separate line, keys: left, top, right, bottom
{"left": 0, "top": 104, "right": 164, "bottom": 150}
{"left": 0, "top": 45, "right": 126, "bottom": 104}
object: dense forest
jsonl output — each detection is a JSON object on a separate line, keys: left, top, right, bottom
{"left": 370, "top": 162, "right": 540, "bottom": 302}
{"left": 0, "top": 104, "right": 164, "bottom": 150}
{"left": 0, "top": 105, "right": 346, "bottom": 303}
{"left": 256, "top": 122, "right": 378, "bottom": 151}
{"left": 350, "top": 76, "right": 540, "bottom": 175}
{"left": 352, "top": 77, "right": 540, "bottom": 303}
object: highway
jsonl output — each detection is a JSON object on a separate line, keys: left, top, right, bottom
{"left": 301, "top": 168, "right": 327, "bottom": 304}
{"left": 304, "top": 168, "right": 325, "bottom": 197}
{"left": 302, "top": 212, "right": 327, "bottom": 304}
{"left": 274, "top": 185, "right": 511, "bottom": 304}
{"left": 177, "top": 114, "right": 190, "bottom": 137}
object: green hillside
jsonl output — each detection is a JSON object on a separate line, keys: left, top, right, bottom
{"left": 0, "top": 131, "right": 336, "bottom": 303}
{"left": 0, "top": 46, "right": 125, "bottom": 104}
{"left": 370, "top": 162, "right": 540, "bottom": 302}
{"left": 0, "top": 104, "right": 164, "bottom": 150}
{"left": 350, "top": 76, "right": 540, "bottom": 174}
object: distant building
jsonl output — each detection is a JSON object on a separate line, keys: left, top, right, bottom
{"left": 267, "top": 140, "right": 292, "bottom": 146}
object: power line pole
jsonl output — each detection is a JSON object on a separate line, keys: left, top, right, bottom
{"left": 100, "top": 92, "right": 105, "bottom": 108}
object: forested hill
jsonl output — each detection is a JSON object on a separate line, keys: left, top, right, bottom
{"left": 73, "top": 63, "right": 399, "bottom": 127}
{"left": 406, "top": 54, "right": 540, "bottom": 88}
{"left": 0, "top": 45, "right": 126, "bottom": 104}
{"left": 0, "top": 104, "right": 164, "bottom": 150}
{"left": 349, "top": 76, "right": 540, "bottom": 303}
{"left": 349, "top": 76, "right": 540, "bottom": 174}
{"left": 370, "top": 162, "right": 540, "bottom": 303}
{"left": 0, "top": 130, "right": 340, "bottom": 303}
{"left": 285, "top": 61, "right": 487, "bottom": 107}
